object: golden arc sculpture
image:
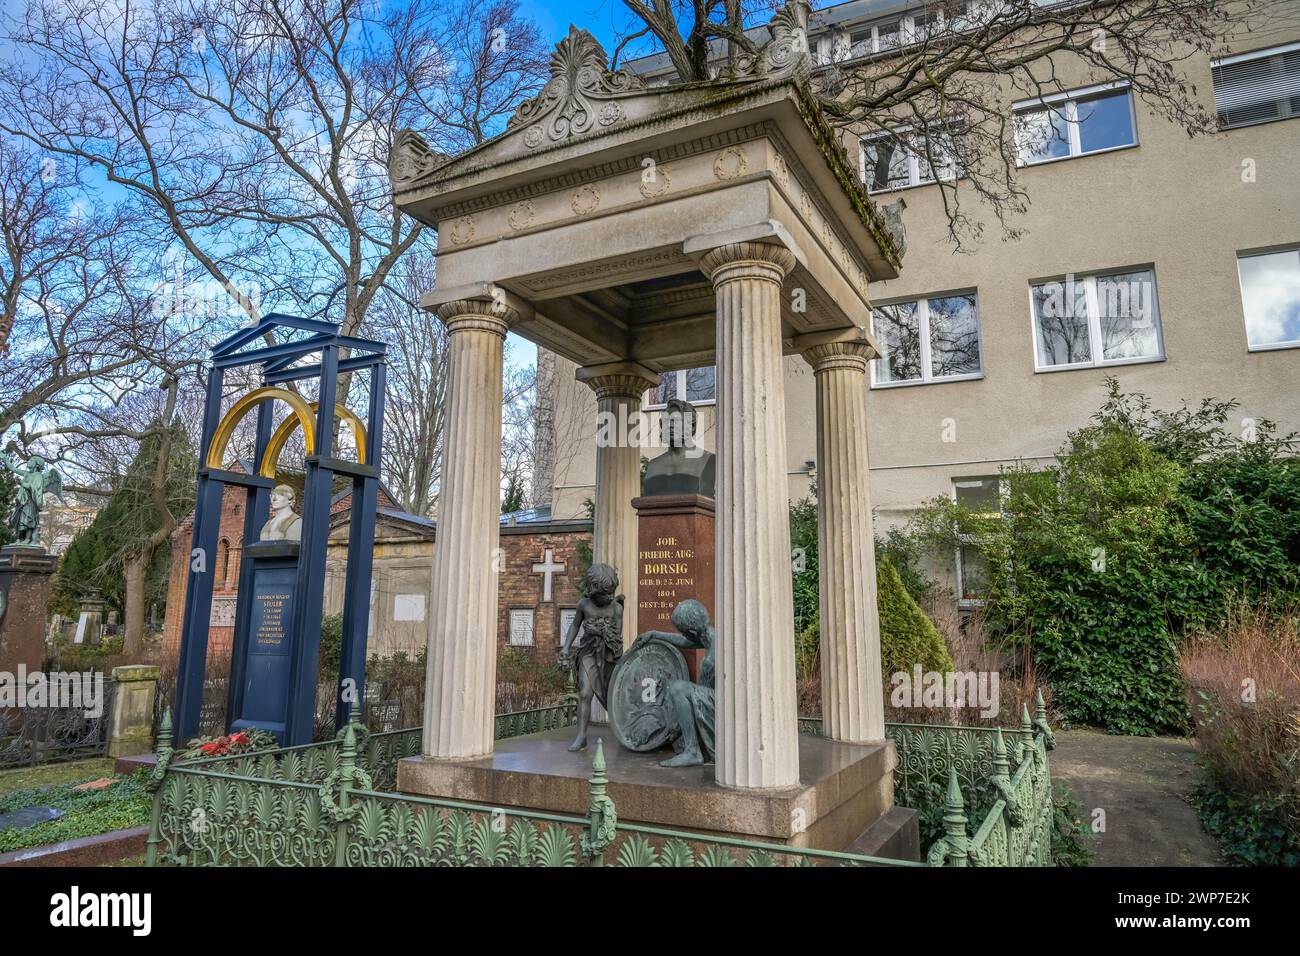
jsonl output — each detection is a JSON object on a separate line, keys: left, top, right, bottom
{"left": 204, "top": 386, "right": 368, "bottom": 478}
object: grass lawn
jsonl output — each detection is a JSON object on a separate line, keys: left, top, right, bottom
{"left": 0, "top": 758, "right": 118, "bottom": 795}
{"left": 0, "top": 758, "right": 151, "bottom": 855}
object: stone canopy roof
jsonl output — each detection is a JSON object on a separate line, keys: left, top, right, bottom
{"left": 389, "top": 0, "right": 902, "bottom": 278}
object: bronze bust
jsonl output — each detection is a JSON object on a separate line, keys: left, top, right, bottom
{"left": 641, "top": 398, "right": 716, "bottom": 498}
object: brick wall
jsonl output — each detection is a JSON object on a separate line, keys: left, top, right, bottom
{"left": 496, "top": 526, "right": 591, "bottom": 664}
{"left": 161, "top": 481, "right": 249, "bottom": 667}
{"left": 162, "top": 484, "right": 595, "bottom": 671}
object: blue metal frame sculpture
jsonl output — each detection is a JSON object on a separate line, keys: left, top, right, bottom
{"left": 173, "top": 315, "right": 387, "bottom": 746}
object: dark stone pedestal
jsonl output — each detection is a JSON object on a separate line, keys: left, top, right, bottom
{"left": 0, "top": 546, "right": 57, "bottom": 673}
{"left": 228, "top": 541, "right": 300, "bottom": 740}
{"left": 397, "top": 727, "right": 919, "bottom": 858}
{"left": 631, "top": 494, "right": 714, "bottom": 680}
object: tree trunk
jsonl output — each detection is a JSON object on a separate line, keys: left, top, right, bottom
{"left": 122, "top": 553, "right": 148, "bottom": 657}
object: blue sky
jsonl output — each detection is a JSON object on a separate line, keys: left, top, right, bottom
{"left": 521, "top": 0, "right": 629, "bottom": 48}
{"left": 504, "top": 0, "right": 655, "bottom": 368}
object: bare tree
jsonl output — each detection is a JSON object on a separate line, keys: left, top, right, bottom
{"left": 500, "top": 360, "right": 537, "bottom": 511}
{"left": 0, "top": 0, "right": 549, "bottom": 378}
{"left": 366, "top": 252, "right": 448, "bottom": 516}
{"left": 615, "top": 0, "right": 1277, "bottom": 246}
{"left": 0, "top": 141, "right": 210, "bottom": 455}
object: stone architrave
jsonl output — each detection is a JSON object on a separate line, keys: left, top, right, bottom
{"left": 800, "top": 333, "right": 885, "bottom": 743}
{"left": 698, "top": 240, "right": 801, "bottom": 790}
{"left": 630, "top": 493, "right": 714, "bottom": 680}
{"left": 424, "top": 296, "right": 517, "bottom": 759}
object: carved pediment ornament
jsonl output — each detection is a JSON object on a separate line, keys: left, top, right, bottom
{"left": 718, "top": 0, "right": 813, "bottom": 82}
{"left": 388, "top": 128, "right": 448, "bottom": 187}
{"left": 508, "top": 27, "right": 646, "bottom": 147}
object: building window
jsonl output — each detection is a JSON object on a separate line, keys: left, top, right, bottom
{"left": 1030, "top": 268, "right": 1164, "bottom": 371}
{"left": 645, "top": 366, "right": 715, "bottom": 407}
{"left": 1238, "top": 248, "right": 1300, "bottom": 350}
{"left": 871, "top": 292, "right": 983, "bottom": 387}
{"left": 1013, "top": 84, "right": 1137, "bottom": 165}
{"left": 1213, "top": 42, "right": 1300, "bottom": 129}
{"left": 509, "top": 608, "right": 535, "bottom": 647}
{"left": 861, "top": 128, "right": 964, "bottom": 193}
{"left": 953, "top": 476, "right": 1006, "bottom": 606}
{"left": 839, "top": 4, "right": 971, "bottom": 60}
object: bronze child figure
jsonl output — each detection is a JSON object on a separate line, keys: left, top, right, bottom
{"left": 558, "top": 563, "right": 625, "bottom": 752}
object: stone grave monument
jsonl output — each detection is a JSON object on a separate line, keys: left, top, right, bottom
{"left": 0, "top": 453, "right": 64, "bottom": 677}
{"left": 393, "top": 1, "right": 913, "bottom": 855}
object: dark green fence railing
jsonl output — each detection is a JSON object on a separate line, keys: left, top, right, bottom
{"left": 145, "top": 697, "right": 1055, "bottom": 867}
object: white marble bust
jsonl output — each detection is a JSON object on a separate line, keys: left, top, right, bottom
{"left": 259, "top": 484, "right": 303, "bottom": 543}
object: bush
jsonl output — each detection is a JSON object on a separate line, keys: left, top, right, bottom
{"left": 1051, "top": 783, "right": 1095, "bottom": 867}
{"left": 902, "top": 380, "right": 1299, "bottom": 736}
{"left": 1180, "top": 606, "right": 1300, "bottom": 865}
{"left": 877, "top": 555, "right": 953, "bottom": 677}
{"left": 318, "top": 612, "right": 344, "bottom": 680}
{"left": 789, "top": 490, "right": 820, "bottom": 635}
{"left": 1193, "top": 785, "right": 1300, "bottom": 867}
{"left": 496, "top": 646, "right": 568, "bottom": 713}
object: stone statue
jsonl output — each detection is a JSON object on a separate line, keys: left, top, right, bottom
{"left": 614, "top": 599, "right": 715, "bottom": 768}
{"left": 1, "top": 452, "right": 65, "bottom": 548}
{"left": 259, "top": 484, "right": 303, "bottom": 542}
{"left": 879, "top": 198, "right": 908, "bottom": 259}
{"left": 558, "top": 562, "right": 625, "bottom": 752}
{"left": 641, "top": 398, "right": 716, "bottom": 498}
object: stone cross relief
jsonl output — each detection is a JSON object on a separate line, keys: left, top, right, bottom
{"left": 531, "top": 548, "right": 566, "bottom": 603}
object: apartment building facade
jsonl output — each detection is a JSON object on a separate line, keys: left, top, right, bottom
{"left": 546, "top": 0, "right": 1300, "bottom": 601}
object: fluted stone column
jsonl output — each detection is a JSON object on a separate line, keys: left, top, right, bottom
{"left": 802, "top": 339, "right": 885, "bottom": 743}
{"left": 699, "top": 241, "right": 800, "bottom": 790}
{"left": 424, "top": 297, "right": 513, "bottom": 759}
{"left": 578, "top": 363, "right": 659, "bottom": 649}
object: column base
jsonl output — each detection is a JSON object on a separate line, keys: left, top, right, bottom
{"left": 396, "top": 726, "right": 915, "bottom": 856}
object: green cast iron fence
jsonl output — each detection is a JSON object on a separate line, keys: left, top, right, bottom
{"left": 144, "top": 697, "right": 1055, "bottom": 867}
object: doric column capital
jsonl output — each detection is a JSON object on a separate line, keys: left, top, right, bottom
{"left": 576, "top": 361, "right": 660, "bottom": 401}
{"left": 435, "top": 297, "right": 515, "bottom": 336}
{"left": 698, "top": 241, "right": 797, "bottom": 286}
{"left": 800, "top": 339, "right": 876, "bottom": 374}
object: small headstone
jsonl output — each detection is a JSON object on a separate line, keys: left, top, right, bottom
{"left": 0, "top": 806, "right": 64, "bottom": 829}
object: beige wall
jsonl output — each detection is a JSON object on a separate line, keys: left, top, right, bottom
{"left": 550, "top": 10, "right": 1300, "bottom": 547}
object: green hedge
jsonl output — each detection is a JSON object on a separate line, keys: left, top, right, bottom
{"left": 877, "top": 555, "right": 953, "bottom": 676}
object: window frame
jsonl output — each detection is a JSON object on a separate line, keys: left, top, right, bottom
{"left": 1237, "top": 245, "right": 1300, "bottom": 352}
{"left": 952, "top": 475, "right": 1009, "bottom": 609}
{"left": 1012, "top": 82, "right": 1139, "bottom": 167}
{"left": 859, "top": 125, "right": 964, "bottom": 194}
{"left": 1212, "top": 41, "right": 1300, "bottom": 131}
{"left": 869, "top": 289, "right": 985, "bottom": 389}
{"left": 1027, "top": 266, "right": 1166, "bottom": 373}
{"left": 642, "top": 366, "right": 717, "bottom": 410}
{"left": 834, "top": 4, "right": 971, "bottom": 62}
